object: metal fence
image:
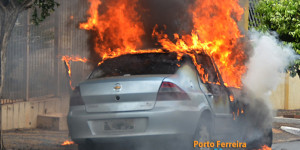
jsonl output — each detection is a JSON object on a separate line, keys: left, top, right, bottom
{"left": 3, "top": 0, "right": 261, "bottom": 100}
{"left": 249, "top": 0, "right": 260, "bottom": 28}
{"left": 3, "top": 0, "right": 91, "bottom": 100}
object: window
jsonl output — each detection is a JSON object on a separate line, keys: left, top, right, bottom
{"left": 89, "top": 53, "right": 181, "bottom": 79}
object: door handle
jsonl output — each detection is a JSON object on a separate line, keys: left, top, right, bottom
{"left": 207, "top": 93, "right": 213, "bottom": 99}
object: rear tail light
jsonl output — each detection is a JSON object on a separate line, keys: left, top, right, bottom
{"left": 70, "top": 87, "right": 85, "bottom": 106}
{"left": 157, "top": 81, "right": 191, "bottom": 101}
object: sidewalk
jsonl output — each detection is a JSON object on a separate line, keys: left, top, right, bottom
{"left": 1, "top": 118, "right": 300, "bottom": 150}
{"left": 274, "top": 117, "right": 300, "bottom": 125}
{"left": 272, "top": 117, "right": 300, "bottom": 143}
{"left": 2, "top": 129, "right": 76, "bottom": 150}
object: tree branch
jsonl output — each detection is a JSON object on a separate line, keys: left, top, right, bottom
{"left": 0, "top": 1, "right": 6, "bottom": 12}
{"left": 10, "top": 0, "right": 16, "bottom": 9}
{"left": 23, "top": 0, "right": 35, "bottom": 8}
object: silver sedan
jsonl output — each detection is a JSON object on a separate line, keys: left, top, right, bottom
{"left": 67, "top": 52, "right": 271, "bottom": 150}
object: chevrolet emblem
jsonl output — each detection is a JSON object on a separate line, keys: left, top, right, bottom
{"left": 114, "top": 83, "right": 121, "bottom": 91}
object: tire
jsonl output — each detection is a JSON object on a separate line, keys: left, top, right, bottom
{"left": 193, "top": 118, "right": 212, "bottom": 150}
{"left": 78, "top": 141, "right": 95, "bottom": 150}
{"left": 262, "top": 128, "right": 273, "bottom": 147}
{"left": 245, "top": 127, "right": 273, "bottom": 149}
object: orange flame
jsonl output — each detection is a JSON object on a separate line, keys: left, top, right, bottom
{"left": 80, "top": 0, "right": 145, "bottom": 60}
{"left": 152, "top": 0, "right": 246, "bottom": 88}
{"left": 257, "top": 145, "right": 272, "bottom": 150}
{"left": 230, "top": 95, "right": 235, "bottom": 102}
{"left": 78, "top": 0, "right": 247, "bottom": 89}
{"left": 61, "top": 56, "right": 88, "bottom": 89}
{"left": 61, "top": 140, "right": 74, "bottom": 146}
{"left": 233, "top": 112, "right": 236, "bottom": 120}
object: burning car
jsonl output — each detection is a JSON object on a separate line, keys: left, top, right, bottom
{"left": 67, "top": 52, "right": 272, "bottom": 150}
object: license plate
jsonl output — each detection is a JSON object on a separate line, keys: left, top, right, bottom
{"left": 103, "top": 119, "right": 134, "bottom": 131}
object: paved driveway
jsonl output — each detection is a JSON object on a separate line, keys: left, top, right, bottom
{"left": 272, "top": 141, "right": 300, "bottom": 150}
{"left": 2, "top": 122, "right": 300, "bottom": 150}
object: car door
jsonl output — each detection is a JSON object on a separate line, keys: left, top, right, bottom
{"left": 195, "top": 53, "right": 235, "bottom": 136}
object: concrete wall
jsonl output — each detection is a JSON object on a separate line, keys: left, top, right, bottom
{"left": 239, "top": 0, "right": 249, "bottom": 31}
{"left": 0, "top": 97, "right": 69, "bottom": 130}
{"left": 270, "top": 74, "right": 300, "bottom": 110}
{"left": 288, "top": 75, "right": 300, "bottom": 109}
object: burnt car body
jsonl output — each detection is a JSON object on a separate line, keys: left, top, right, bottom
{"left": 67, "top": 52, "right": 272, "bottom": 150}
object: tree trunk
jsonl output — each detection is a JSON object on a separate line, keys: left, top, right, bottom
{"left": 0, "top": 9, "right": 21, "bottom": 150}
{"left": 0, "top": 11, "right": 20, "bottom": 97}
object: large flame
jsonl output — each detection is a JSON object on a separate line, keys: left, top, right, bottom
{"left": 64, "top": 0, "right": 247, "bottom": 89}
{"left": 79, "top": 0, "right": 146, "bottom": 59}
{"left": 152, "top": 0, "right": 246, "bottom": 88}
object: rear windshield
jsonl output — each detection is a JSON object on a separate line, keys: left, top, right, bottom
{"left": 89, "top": 53, "right": 181, "bottom": 79}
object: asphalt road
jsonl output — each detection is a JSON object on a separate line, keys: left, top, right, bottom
{"left": 2, "top": 122, "right": 300, "bottom": 150}
{"left": 272, "top": 140, "right": 300, "bottom": 150}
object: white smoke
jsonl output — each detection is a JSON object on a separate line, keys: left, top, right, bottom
{"left": 233, "top": 30, "right": 299, "bottom": 147}
{"left": 243, "top": 29, "right": 299, "bottom": 100}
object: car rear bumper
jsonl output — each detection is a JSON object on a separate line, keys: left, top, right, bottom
{"left": 67, "top": 102, "right": 202, "bottom": 144}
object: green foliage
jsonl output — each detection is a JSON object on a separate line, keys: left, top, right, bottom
{"left": 253, "top": 0, "right": 300, "bottom": 77}
{"left": 15, "top": 0, "right": 59, "bottom": 25}
{"left": 31, "top": 0, "right": 60, "bottom": 25}
{"left": 19, "top": 0, "right": 60, "bottom": 25}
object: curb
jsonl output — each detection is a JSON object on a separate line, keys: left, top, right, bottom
{"left": 273, "top": 138, "right": 300, "bottom": 144}
{"left": 280, "top": 126, "right": 300, "bottom": 136}
{"left": 273, "top": 117, "right": 300, "bottom": 124}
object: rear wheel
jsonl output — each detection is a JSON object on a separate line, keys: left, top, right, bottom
{"left": 262, "top": 127, "right": 273, "bottom": 147}
{"left": 78, "top": 141, "right": 95, "bottom": 150}
{"left": 193, "top": 114, "right": 212, "bottom": 150}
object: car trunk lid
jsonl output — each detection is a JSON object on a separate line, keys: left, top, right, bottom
{"left": 80, "top": 75, "right": 166, "bottom": 113}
